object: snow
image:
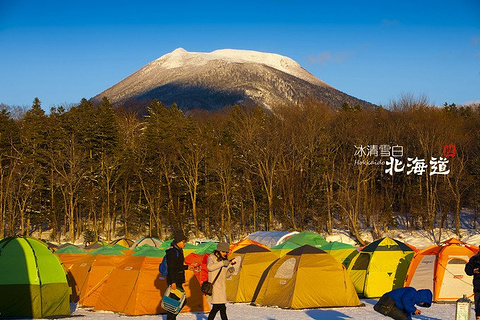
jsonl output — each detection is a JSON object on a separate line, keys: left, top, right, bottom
{"left": 36, "top": 213, "right": 480, "bottom": 319}
{"left": 154, "top": 48, "right": 329, "bottom": 87}
{"left": 62, "top": 225, "right": 479, "bottom": 320}
{"left": 71, "top": 300, "right": 467, "bottom": 320}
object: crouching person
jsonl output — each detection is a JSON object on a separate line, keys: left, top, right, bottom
{"left": 374, "top": 287, "right": 432, "bottom": 320}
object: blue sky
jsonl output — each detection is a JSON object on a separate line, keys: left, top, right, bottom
{"left": 1, "top": 0, "right": 479, "bottom": 110}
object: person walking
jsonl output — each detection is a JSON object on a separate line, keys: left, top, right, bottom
{"left": 206, "top": 242, "right": 235, "bottom": 320}
{"left": 373, "top": 287, "right": 432, "bottom": 320}
{"left": 165, "top": 230, "right": 189, "bottom": 320}
{"left": 465, "top": 251, "right": 480, "bottom": 320}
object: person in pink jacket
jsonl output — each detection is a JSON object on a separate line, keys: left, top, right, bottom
{"left": 206, "top": 242, "right": 235, "bottom": 320}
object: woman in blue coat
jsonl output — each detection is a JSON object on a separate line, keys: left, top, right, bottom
{"left": 374, "top": 287, "right": 432, "bottom": 320}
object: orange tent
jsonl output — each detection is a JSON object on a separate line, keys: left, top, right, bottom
{"left": 404, "top": 242, "right": 419, "bottom": 253}
{"left": 67, "top": 254, "right": 97, "bottom": 303}
{"left": 404, "top": 238, "right": 479, "bottom": 302}
{"left": 95, "top": 255, "right": 210, "bottom": 315}
{"left": 184, "top": 253, "right": 209, "bottom": 285}
{"left": 55, "top": 245, "right": 88, "bottom": 270}
{"left": 56, "top": 251, "right": 88, "bottom": 302}
{"left": 230, "top": 239, "right": 269, "bottom": 253}
{"left": 68, "top": 247, "right": 127, "bottom": 306}
{"left": 57, "top": 253, "right": 87, "bottom": 270}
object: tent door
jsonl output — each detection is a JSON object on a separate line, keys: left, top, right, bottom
{"left": 438, "top": 256, "right": 471, "bottom": 300}
{"left": 409, "top": 255, "right": 435, "bottom": 293}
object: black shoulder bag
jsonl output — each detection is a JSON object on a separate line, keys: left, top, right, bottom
{"left": 201, "top": 268, "right": 222, "bottom": 296}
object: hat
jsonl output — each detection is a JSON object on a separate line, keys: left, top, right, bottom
{"left": 173, "top": 230, "right": 187, "bottom": 244}
{"left": 417, "top": 289, "right": 433, "bottom": 308}
{"left": 217, "top": 242, "right": 230, "bottom": 252}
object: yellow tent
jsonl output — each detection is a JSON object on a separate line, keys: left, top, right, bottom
{"left": 226, "top": 245, "right": 278, "bottom": 303}
{"left": 347, "top": 237, "right": 414, "bottom": 298}
{"left": 230, "top": 239, "right": 269, "bottom": 253}
{"left": 110, "top": 238, "right": 134, "bottom": 248}
{"left": 252, "top": 245, "right": 361, "bottom": 309}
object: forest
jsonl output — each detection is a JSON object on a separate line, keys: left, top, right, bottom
{"left": 0, "top": 96, "right": 478, "bottom": 245}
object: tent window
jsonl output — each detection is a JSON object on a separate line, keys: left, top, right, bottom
{"left": 448, "top": 258, "right": 466, "bottom": 265}
{"left": 352, "top": 253, "right": 370, "bottom": 270}
{"left": 274, "top": 258, "right": 296, "bottom": 279}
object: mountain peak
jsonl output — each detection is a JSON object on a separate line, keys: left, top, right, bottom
{"left": 171, "top": 47, "right": 187, "bottom": 54}
{"left": 93, "top": 48, "right": 376, "bottom": 113}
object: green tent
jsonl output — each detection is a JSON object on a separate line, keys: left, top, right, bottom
{"left": 193, "top": 242, "right": 218, "bottom": 255}
{"left": 88, "top": 245, "right": 127, "bottom": 256}
{"left": 270, "top": 241, "right": 300, "bottom": 257}
{"left": 132, "top": 245, "right": 165, "bottom": 257}
{"left": 84, "top": 241, "right": 107, "bottom": 250}
{"left": 55, "top": 245, "right": 87, "bottom": 254}
{"left": 132, "top": 237, "right": 163, "bottom": 249}
{"left": 158, "top": 239, "right": 193, "bottom": 249}
{"left": 110, "top": 243, "right": 130, "bottom": 251}
{"left": 158, "top": 239, "right": 173, "bottom": 250}
{"left": 184, "top": 242, "right": 197, "bottom": 251}
{"left": 320, "top": 241, "right": 358, "bottom": 267}
{"left": 0, "top": 237, "right": 71, "bottom": 318}
{"left": 284, "top": 231, "right": 328, "bottom": 248}
{"left": 57, "top": 242, "right": 78, "bottom": 249}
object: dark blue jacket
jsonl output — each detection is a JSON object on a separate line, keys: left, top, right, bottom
{"left": 385, "top": 287, "right": 433, "bottom": 319}
{"left": 465, "top": 253, "right": 480, "bottom": 291}
{"left": 165, "top": 244, "right": 188, "bottom": 286}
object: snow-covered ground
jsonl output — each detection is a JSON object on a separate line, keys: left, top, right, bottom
{"left": 35, "top": 211, "right": 480, "bottom": 319}
{"left": 73, "top": 300, "right": 469, "bottom": 320}
{"left": 64, "top": 226, "right": 479, "bottom": 320}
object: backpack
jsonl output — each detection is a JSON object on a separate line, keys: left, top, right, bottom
{"left": 159, "top": 256, "right": 169, "bottom": 276}
{"left": 159, "top": 247, "right": 180, "bottom": 277}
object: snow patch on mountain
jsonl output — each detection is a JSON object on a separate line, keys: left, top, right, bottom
{"left": 154, "top": 48, "right": 329, "bottom": 87}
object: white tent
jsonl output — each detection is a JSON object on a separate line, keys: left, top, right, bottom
{"left": 247, "top": 231, "right": 298, "bottom": 248}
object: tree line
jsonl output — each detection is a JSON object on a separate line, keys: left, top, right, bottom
{"left": 0, "top": 96, "right": 478, "bottom": 245}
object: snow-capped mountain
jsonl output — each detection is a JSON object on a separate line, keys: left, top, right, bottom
{"left": 92, "top": 48, "right": 376, "bottom": 112}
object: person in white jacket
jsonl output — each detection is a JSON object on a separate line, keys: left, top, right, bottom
{"left": 206, "top": 242, "right": 235, "bottom": 320}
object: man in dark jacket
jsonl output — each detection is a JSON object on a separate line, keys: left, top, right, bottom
{"left": 465, "top": 252, "right": 480, "bottom": 320}
{"left": 374, "top": 287, "right": 432, "bottom": 320}
{"left": 165, "top": 230, "right": 189, "bottom": 320}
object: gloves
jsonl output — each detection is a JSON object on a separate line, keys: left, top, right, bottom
{"left": 223, "top": 260, "right": 230, "bottom": 267}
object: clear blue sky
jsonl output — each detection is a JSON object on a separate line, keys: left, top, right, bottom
{"left": 1, "top": 0, "right": 479, "bottom": 110}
